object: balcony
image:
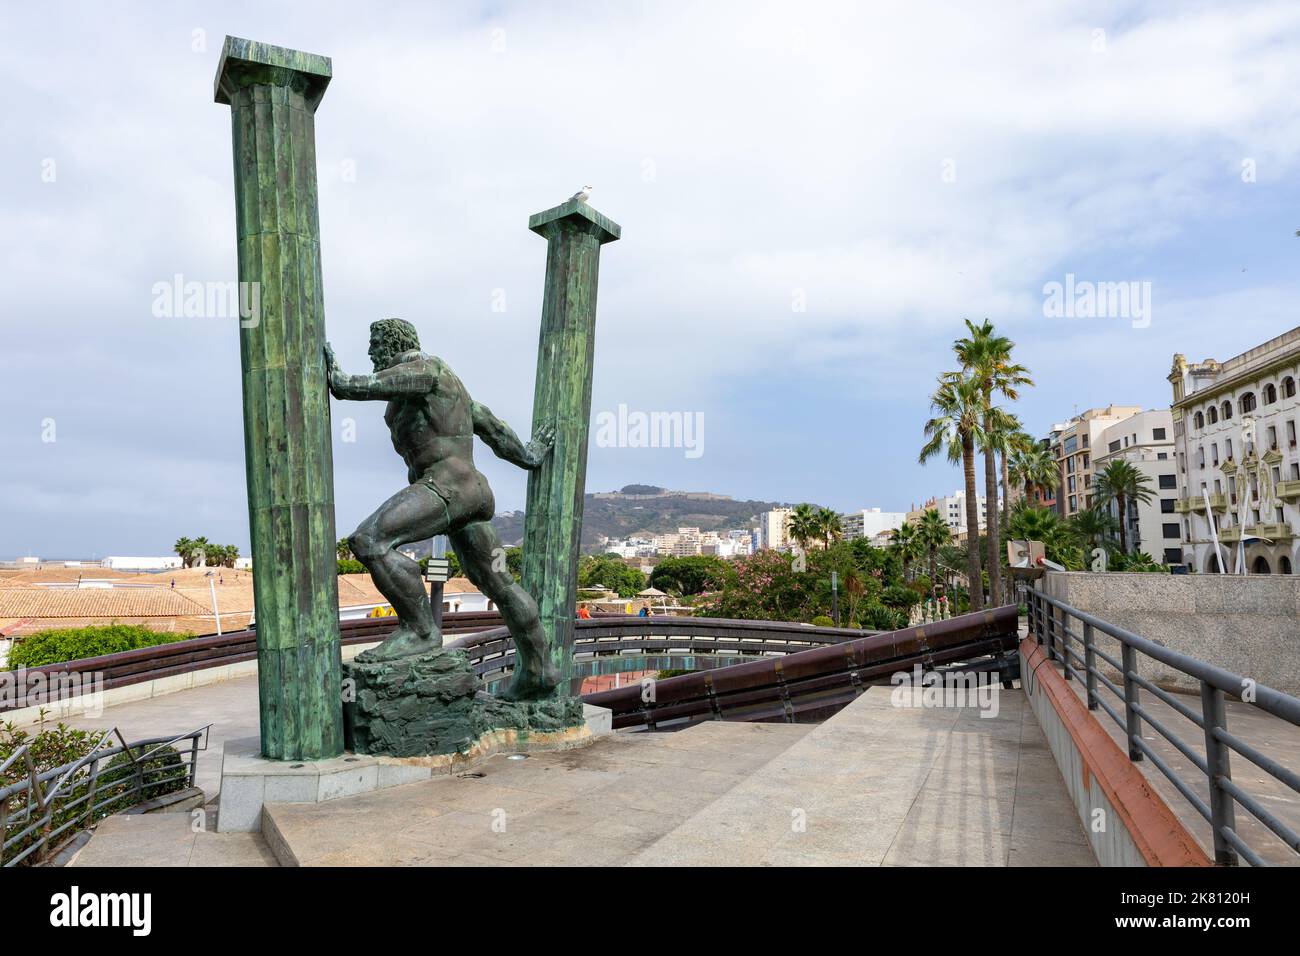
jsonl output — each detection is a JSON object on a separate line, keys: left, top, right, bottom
{"left": 1175, "top": 493, "right": 1226, "bottom": 513}
{"left": 1277, "top": 479, "right": 1300, "bottom": 501}
{"left": 1249, "top": 521, "right": 1294, "bottom": 543}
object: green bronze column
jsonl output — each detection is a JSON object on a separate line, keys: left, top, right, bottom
{"left": 214, "top": 37, "right": 343, "bottom": 759}
{"left": 522, "top": 200, "right": 621, "bottom": 694}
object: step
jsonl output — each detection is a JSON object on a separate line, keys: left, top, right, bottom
{"left": 261, "top": 720, "right": 814, "bottom": 865}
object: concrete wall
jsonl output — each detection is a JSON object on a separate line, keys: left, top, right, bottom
{"left": 1041, "top": 571, "right": 1300, "bottom": 696}
{"left": 1019, "top": 639, "right": 1210, "bottom": 867}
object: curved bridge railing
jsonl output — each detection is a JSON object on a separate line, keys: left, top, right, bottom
{"left": 583, "top": 607, "right": 1021, "bottom": 728}
{"left": 449, "top": 616, "right": 880, "bottom": 687}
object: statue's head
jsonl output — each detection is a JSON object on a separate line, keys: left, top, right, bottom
{"left": 368, "top": 318, "right": 420, "bottom": 370}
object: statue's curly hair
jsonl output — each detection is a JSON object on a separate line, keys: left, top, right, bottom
{"left": 370, "top": 317, "right": 420, "bottom": 356}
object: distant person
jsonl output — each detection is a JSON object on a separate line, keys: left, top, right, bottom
{"left": 577, "top": 605, "right": 591, "bottom": 620}
{"left": 170, "top": 579, "right": 175, "bottom": 589}
{"left": 638, "top": 605, "right": 649, "bottom": 617}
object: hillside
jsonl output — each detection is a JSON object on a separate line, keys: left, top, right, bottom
{"left": 490, "top": 485, "right": 810, "bottom": 552}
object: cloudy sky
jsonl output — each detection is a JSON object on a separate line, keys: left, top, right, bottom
{"left": 3, "top": 1, "right": 1300, "bottom": 558}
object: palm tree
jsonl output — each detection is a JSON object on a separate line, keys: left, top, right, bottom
{"left": 999, "top": 421, "right": 1034, "bottom": 517}
{"left": 951, "top": 319, "right": 1033, "bottom": 608}
{"left": 1093, "top": 460, "right": 1155, "bottom": 554}
{"left": 920, "top": 373, "right": 986, "bottom": 610}
{"left": 916, "top": 508, "right": 950, "bottom": 590}
{"left": 1009, "top": 443, "right": 1060, "bottom": 504}
{"left": 890, "top": 521, "right": 921, "bottom": 581}
{"left": 816, "top": 507, "right": 843, "bottom": 549}
{"left": 1070, "top": 507, "right": 1118, "bottom": 556}
{"left": 787, "top": 503, "right": 818, "bottom": 553}
{"left": 174, "top": 536, "right": 194, "bottom": 568}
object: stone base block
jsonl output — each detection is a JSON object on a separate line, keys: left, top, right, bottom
{"left": 342, "top": 646, "right": 585, "bottom": 758}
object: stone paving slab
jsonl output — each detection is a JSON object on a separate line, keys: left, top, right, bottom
{"left": 629, "top": 688, "right": 1092, "bottom": 867}
{"left": 70, "top": 811, "right": 278, "bottom": 868}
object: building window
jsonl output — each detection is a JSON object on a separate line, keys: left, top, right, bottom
{"left": 1208, "top": 406, "right": 1218, "bottom": 424}
{"left": 1109, "top": 440, "right": 1121, "bottom": 453}
{"left": 1153, "top": 427, "right": 1166, "bottom": 440}
{"left": 1287, "top": 420, "right": 1296, "bottom": 449}
{"left": 1158, "top": 474, "right": 1176, "bottom": 490}
{"left": 1163, "top": 548, "right": 1183, "bottom": 565}
{"left": 1157, "top": 452, "right": 1168, "bottom": 460}
{"left": 1161, "top": 498, "right": 1175, "bottom": 513}
{"left": 1284, "top": 376, "right": 1297, "bottom": 399}
{"left": 1162, "top": 523, "right": 1180, "bottom": 539}
{"left": 1240, "top": 393, "right": 1256, "bottom": 414}
{"left": 1222, "top": 401, "right": 1233, "bottom": 421}
{"left": 1264, "top": 383, "right": 1278, "bottom": 405}
{"left": 1225, "top": 438, "right": 1233, "bottom": 460}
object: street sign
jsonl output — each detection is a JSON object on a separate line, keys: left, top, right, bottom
{"left": 425, "top": 558, "right": 451, "bottom": 583}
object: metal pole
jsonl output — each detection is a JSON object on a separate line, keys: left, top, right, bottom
{"left": 1060, "top": 608, "right": 1071, "bottom": 680}
{"left": 1082, "top": 621, "right": 1098, "bottom": 710}
{"left": 209, "top": 577, "right": 223, "bottom": 637}
{"left": 831, "top": 571, "right": 839, "bottom": 627}
{"left": 429, "top": 534, "right": 447, "bottom": 632}
{"left": 1200, "top": 681, "right": 1238, "bottom": 865}
{"left": 1121, "top": 642, "right": 1143, "bottom": 761}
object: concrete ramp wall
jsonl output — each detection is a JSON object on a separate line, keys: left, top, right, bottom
{"left": 1019, "top": 638, "right": 1209, "bottom": 867}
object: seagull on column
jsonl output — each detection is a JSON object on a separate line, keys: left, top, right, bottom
{"left": 569, "top": 185, "right": 592, "bottom": 203}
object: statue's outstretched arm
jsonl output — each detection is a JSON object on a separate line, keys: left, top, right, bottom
{"left": 325, "top": 345, "right": 436, "bottom": 400}
{"left": 472, "top": 402, "right": 555, "bottom": 469}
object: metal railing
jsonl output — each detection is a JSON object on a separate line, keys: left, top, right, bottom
{"left": 0, "top": 723, "right": 208, "bottom": 866}
{"left": 452, "top": 616, "right": 877, "bottom": 684}
{"left": 1026, "top": 587, "right": 1300, "bottom": 866}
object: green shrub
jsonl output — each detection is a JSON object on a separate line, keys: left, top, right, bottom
{"left": 810, "top": 615, "right": 835, "bottom": 627}
{"left": 861, "top": 602, "right": 906, "bottom": 631}
{"left": 879, "top": 585, "right": 920, "bottom": 610}
{"left": 8, "top": 625, "right": 193, "bottom": 669}
{"left": 337, "top": 558, "right": 367, "bottom": 575}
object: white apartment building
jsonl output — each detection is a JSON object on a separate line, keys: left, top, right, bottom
{"left": 1049, "top": 405, "right": 1144, "bottom": 519}
{"left": 907, "top": 491, "right": 998, "bottom": 540}
{"left": 1093, "top": 409, "right": 1179, "bottom": 564}
{"left": 1170, "top": 329, "right": 1300, "bottom": 574}
{"left": 758, "top": 507, "right": 793, "bottom": 551}
{"left": 839, "top": 508, "right": 907, "bottom": 541}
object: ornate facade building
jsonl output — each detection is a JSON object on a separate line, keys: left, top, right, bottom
{"left": 1169, "top": 327, "right": 1300, "bottom": 574}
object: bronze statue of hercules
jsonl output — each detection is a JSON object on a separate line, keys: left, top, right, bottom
{"left": 325, "top": 318, "right": 558, "bottom": 700}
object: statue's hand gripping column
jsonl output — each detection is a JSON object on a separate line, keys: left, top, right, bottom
{"left": 215, "top": 38, "right": 343, "bottom": 760}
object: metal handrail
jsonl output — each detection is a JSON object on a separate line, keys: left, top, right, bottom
{"left": 0, "top": 724, "right": 209, "bottom": 867}
{"left": 1026, "top": 586, "right": 1300, "bottom": 866}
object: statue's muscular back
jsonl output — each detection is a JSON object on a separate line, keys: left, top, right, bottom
{"left": 384, "top": 351, "right": 493, "bottom": 520}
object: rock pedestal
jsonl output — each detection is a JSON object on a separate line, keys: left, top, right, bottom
{"left": 343, "top": 647, "right": 585, "bottom": 757}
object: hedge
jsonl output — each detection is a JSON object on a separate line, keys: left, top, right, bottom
{"left": 7, "top": 624, "right": 194, "bottom": 670}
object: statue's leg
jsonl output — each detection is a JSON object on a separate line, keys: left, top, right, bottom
{"left": 350, "top": 484, "right": 450, "bottom": 662}
{"left": 450, "top": 521, "right": 560, "bottom": 700}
